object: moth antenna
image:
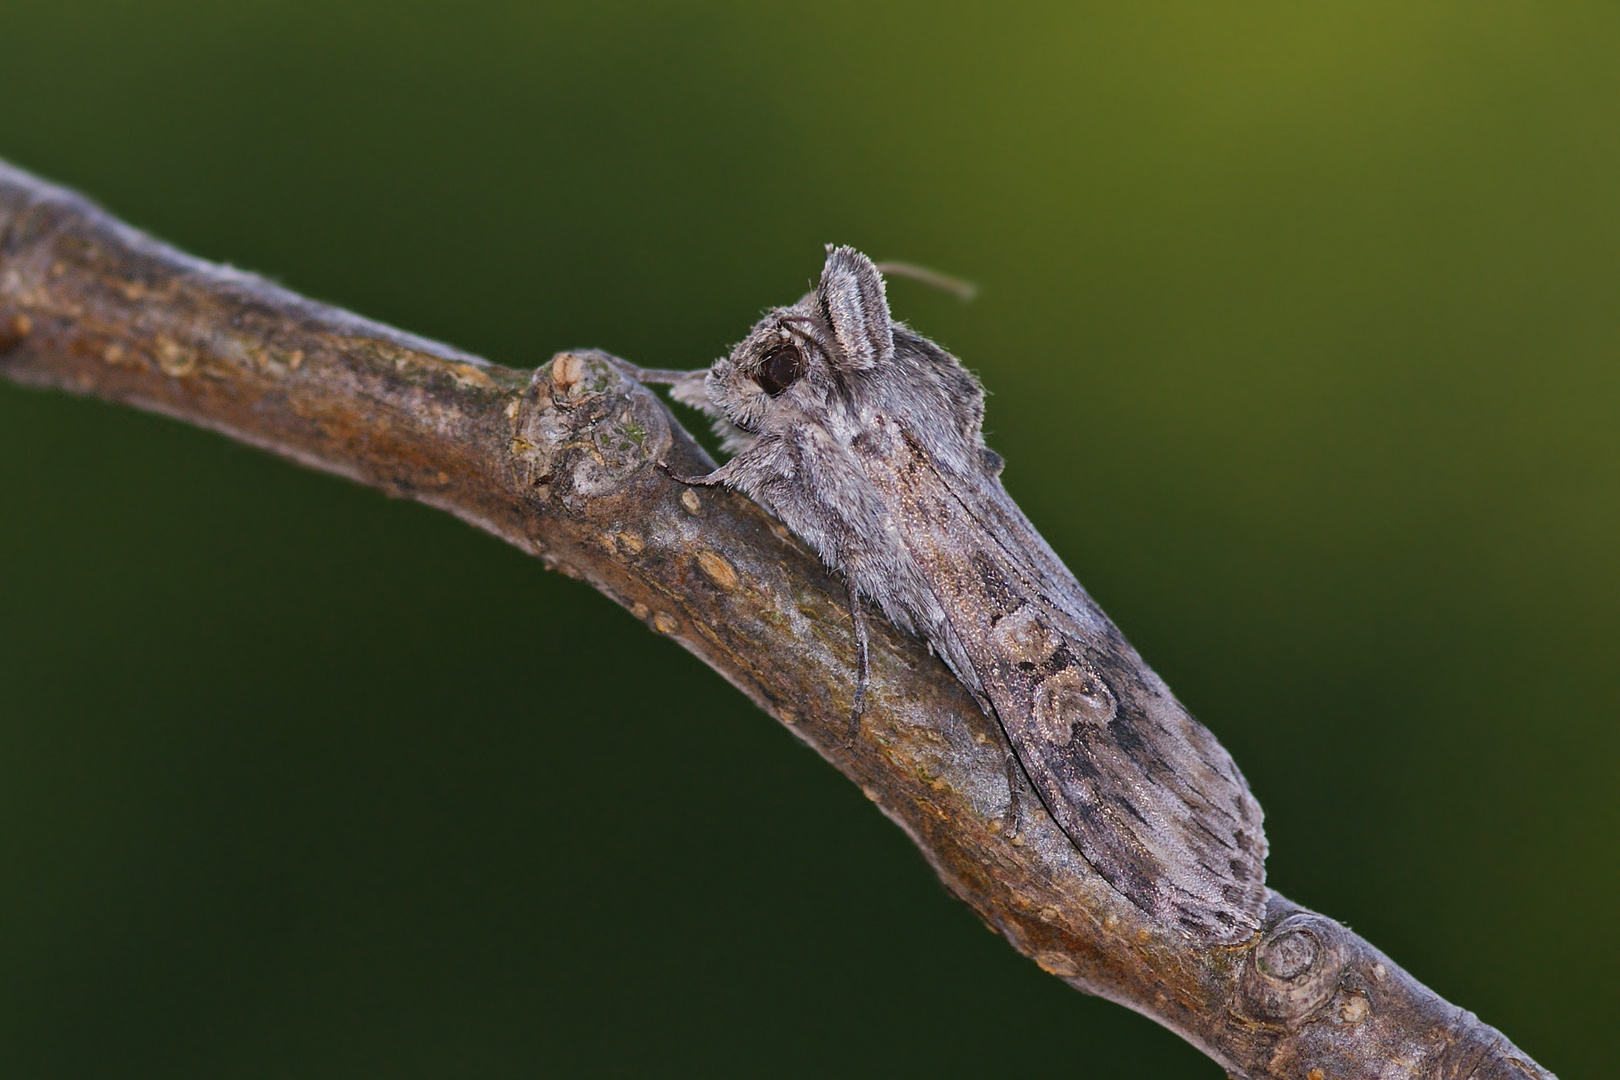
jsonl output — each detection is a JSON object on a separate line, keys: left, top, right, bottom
{"left": 872, "top": 260, "right": 977, "bottom": 302}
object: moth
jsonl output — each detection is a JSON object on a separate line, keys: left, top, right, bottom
{"left": 628, "top": 247, "right": 1267, "bottom": 943}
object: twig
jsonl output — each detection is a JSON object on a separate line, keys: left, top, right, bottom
{"left": 0, "top": 160, "right": 1552, "bottom": 1080}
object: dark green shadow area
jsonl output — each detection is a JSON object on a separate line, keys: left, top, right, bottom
{"left": 1, "top": 2, "right": 1615, "bottom": 1076}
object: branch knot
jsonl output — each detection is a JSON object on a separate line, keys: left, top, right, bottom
{"left": 1238, "top": 912, "right": 1346, "bottom": 1025}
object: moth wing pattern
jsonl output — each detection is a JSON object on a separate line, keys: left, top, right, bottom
{"left": 862, "top": 424, "right": 1268, "bottom": 943}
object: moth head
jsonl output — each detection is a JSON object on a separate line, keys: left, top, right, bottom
{"left": 702, "top": 246, "right": 894, "bottom": 434}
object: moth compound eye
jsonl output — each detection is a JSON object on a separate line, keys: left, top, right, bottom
{"left": 755, "top": 343, "right": 804, "bottom": 396}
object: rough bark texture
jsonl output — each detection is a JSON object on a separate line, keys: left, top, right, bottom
{"left": 0, "top": 160, "right": 1552, "bottom": 1080}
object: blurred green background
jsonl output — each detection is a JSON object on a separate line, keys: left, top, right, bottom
{"left": 1, "top": 1, "right": 1615, "bottom": 1076}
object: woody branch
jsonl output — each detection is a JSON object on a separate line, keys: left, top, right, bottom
{"left": 0, "top": 161, "right": 1552, "bottom": 1080}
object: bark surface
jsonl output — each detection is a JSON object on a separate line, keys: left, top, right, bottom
{"left": 0, "top": 160, "right": 1552, "bottom": 1080}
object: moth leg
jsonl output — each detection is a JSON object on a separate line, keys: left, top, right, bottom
{"left": 965, "top": 685, "right": 1023, "bottom": 838}
{"left": 1002, "top": 752, "right": 1023, "bottom": 841}
{"left": 606, "top": 359, "right": 713, "bottom": 412}
{"left": 844, "top": 578, "right": 871, "bottom": 743}
{"left": 614, "top": 363, "right": 705, "bottom": 385}
{"left": 661, "top": 457, "right": 741, "bottom": 487}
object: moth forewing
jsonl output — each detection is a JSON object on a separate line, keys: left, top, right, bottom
{"left": 861, "top": 429, "right": 1268, "bottom": 943}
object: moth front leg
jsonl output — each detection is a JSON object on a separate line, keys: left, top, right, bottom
{"left": 609, "top": 360, "right": 714, "bottom": 414}
{"left": 604, "top": 357, "right": 707, "bottom": 388}
{"left": 661, "top": 456, "right": 744, "bottom": 488}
